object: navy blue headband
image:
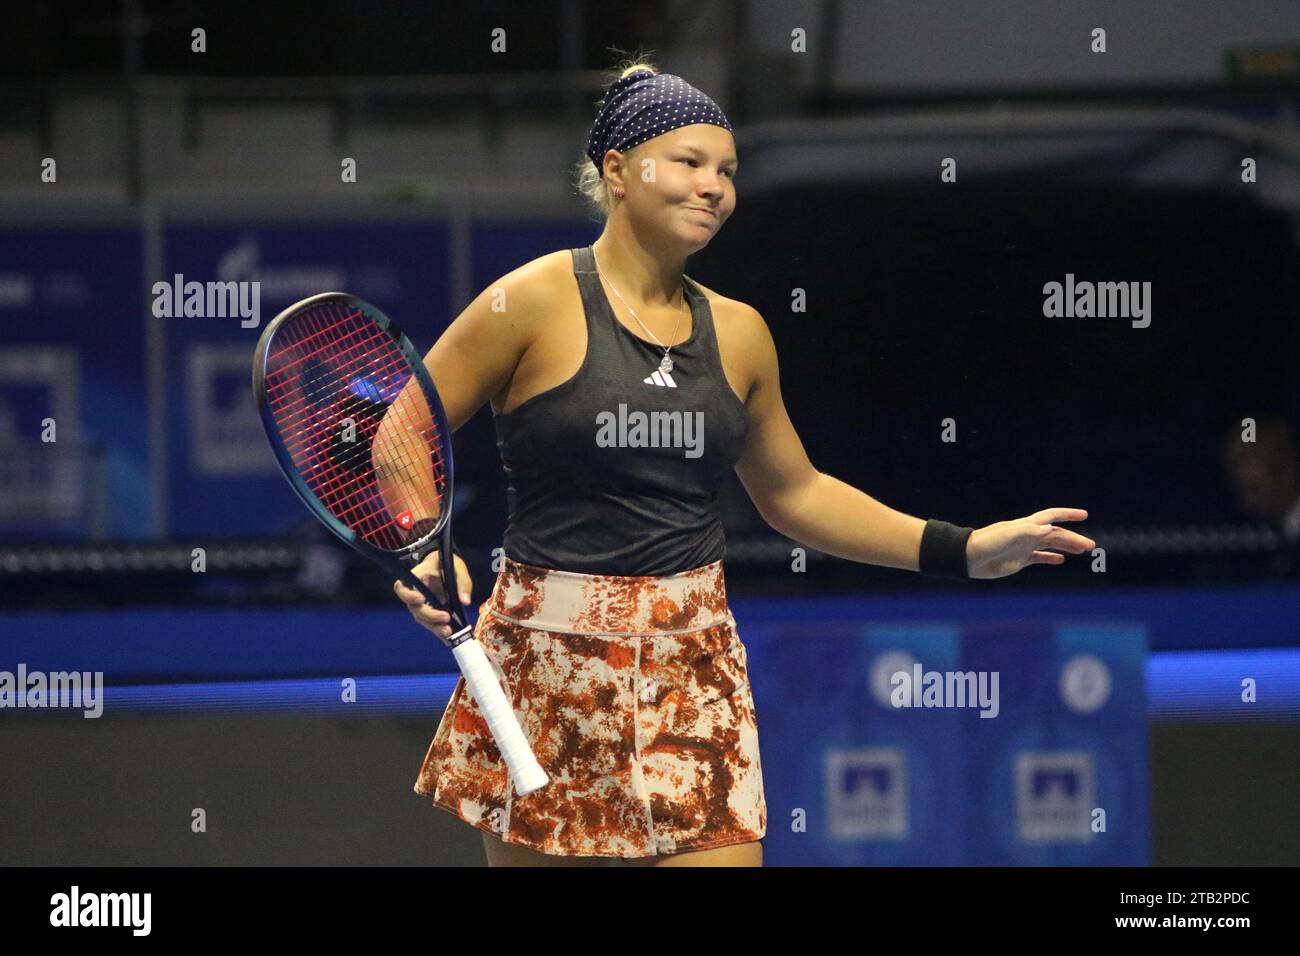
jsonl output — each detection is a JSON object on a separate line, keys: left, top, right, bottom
{"left": 585, "top": 69, "right": 733, "bottom": 177}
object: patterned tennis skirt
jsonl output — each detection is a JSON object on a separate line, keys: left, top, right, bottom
{"left": 412, "top": 554, "right": 766, "bottom": 858}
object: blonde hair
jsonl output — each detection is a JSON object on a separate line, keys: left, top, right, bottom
{"left": 573, "top": 56, "right": 661, "bottom": 220}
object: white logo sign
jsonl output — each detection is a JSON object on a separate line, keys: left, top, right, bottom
{"left": 1059, "top": 654, "right": 1112, "bottom": 715}
{"left": 825, "top": 747, "right": 908, "bottom": 841}
{"left": 1015, "top": 751, "right": 1095, "bottom": 843}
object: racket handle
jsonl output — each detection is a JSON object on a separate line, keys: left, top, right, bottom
{"left": 452, "top": 638, "right": 550, "bottom": 797}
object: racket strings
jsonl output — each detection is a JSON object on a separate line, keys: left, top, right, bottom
{"left": 263, "top": 301, "right": 447, "bottom": 551}
{"left": 266, "top": 315, "right": 407, "bottom": 489}
{"left": 271, "top": 307, "right": 443, "bottom": 545}
{"left": 281, "top": 304, "right": 446, "bottom": 528}
{"left": 267, "top": 317, "right": 416, "bottom": 533}
{"left": 268, "top": 327, "right": 413, "bottom": 491}
{"left": 262, "top": 318, "right": 406, "bottom": 430}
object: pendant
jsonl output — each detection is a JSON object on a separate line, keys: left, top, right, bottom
{"left": 659, "top": 355, "right": 673, "bottom": 374}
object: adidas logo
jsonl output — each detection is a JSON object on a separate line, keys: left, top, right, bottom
{"left": 643, "top": 369, "right": 677, "bottom": 387}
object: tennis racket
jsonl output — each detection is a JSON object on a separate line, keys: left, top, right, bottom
{"left": 251, "top": 291, "right": 549, "bottom": 797}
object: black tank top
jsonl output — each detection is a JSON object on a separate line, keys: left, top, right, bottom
{"left": 492, "top": 244, "right": 750, "bottom": 575}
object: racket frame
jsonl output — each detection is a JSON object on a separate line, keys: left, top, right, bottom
{"left": 252, "top": 292, "right": 470, "bottom": 644}
{"left": 252, "top": 291, "right": 549, "bottom": 796}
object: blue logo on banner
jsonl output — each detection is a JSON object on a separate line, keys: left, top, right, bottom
{"left": 1015, "top": 751, "right": 1095, "bottom": 843}
{"left": 825, "top": 747, "right": 908, "bottom": 841}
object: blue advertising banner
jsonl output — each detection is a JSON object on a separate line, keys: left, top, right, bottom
{"left": 160, "top": 221, "right": 450, "bottom": 536}
{"left": 749, "top": 617, "right": 1150, "bottom": 865}
{"left": 0, "top": 225, "right": 149, "bottom": 539}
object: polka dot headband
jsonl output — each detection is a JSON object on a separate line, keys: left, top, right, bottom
{"left": 585, "top": 69, "right": 733, "bottom": 177}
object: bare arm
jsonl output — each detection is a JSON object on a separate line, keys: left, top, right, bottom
{"left": 756, "top": 474, "right": 928, "bottom": 572}
{"left": 373, "top": 261, "right": 545, "bottom": 520}
{"left": 418, "top": 263, "right": 549, "bottom": 434}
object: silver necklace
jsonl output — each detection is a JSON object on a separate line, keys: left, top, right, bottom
{"left": 592, "top": 246, "right": 687, "bottom": 375}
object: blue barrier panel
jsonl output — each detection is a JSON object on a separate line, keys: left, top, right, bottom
{"left": 0, "top": 606, "right": 438, "bottom": 682}
{"left": 12, "top": 600, "right": 1298, "bottom": 868}
{"left": 2, "top": 586, "right": 1297, "bottom": 679}
{"left": 729, "top": 585, "right": 1300, "bottom": 651}
{"left": 752, "top": 623, "right": 963, "bottom": 865}
{"left": 746, "top": 618, "right": 1150, "bottom": 865}
{"left": 963, "top": 622, "right": 1148, "bottom": 865}
{"left": 1146, "top": 647, "right": 1300, "bottom": 720}
{"left": 4, "top": 651, "right": 1289, "bottom": 726}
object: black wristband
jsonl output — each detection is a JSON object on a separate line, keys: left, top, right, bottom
{"left": 918, "top": 518, "right": 974, "bottom": 580}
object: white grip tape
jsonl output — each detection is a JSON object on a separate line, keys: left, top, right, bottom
{"left": 452, "top": 638, "right": 550, "bottom": 796}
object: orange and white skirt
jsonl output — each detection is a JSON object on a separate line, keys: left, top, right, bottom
{"left": 413, "top": 553, "right": 766, "bottom": 858}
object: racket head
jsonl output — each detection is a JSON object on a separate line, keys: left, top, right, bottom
{"left": 251, "top": 292, "right": 455, "bottom": 565}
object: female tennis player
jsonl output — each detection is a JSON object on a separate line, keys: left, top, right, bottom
{"left": 395, "top": 59, "right": 1095, "bottom": 868}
